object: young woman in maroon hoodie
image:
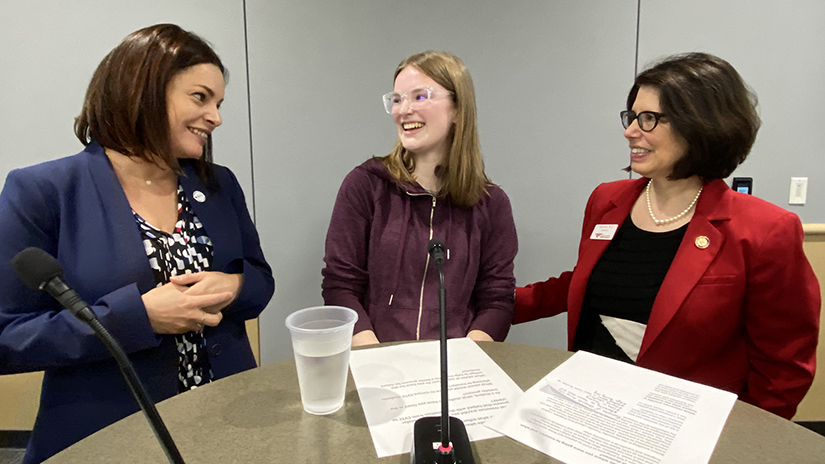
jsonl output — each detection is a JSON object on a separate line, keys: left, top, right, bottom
{"left": 322, "top": 51, "right": 518, "bottom": 347}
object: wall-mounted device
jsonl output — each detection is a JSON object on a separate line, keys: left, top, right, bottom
{"left": 731, "top": 177, "right": 753, "bottom": 195}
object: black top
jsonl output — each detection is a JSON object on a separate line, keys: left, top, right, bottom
{"left": 574, "top": 215, "right": 687, "bottom": 363}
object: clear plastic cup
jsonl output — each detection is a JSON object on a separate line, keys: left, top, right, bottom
{"left": 285, "top": 306, "right": 358, "bottom": 415}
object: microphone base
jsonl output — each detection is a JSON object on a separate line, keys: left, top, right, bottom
{"left": 410, "top": 416, "right": 475, "bottom": 464}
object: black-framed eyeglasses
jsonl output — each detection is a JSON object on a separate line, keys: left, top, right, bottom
{"left": 620, "top": 110, "right": 667, "bottom": 132}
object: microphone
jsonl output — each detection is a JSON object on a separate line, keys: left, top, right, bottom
{"left": 12, "top": 248, "right": 97, "bottom": 324}
{"left": 428, "top": 238, "right": 446, "bottom": 265}
{"left": 11, "top": 247, "right": 186, "bottom": 464}
{"left": 411, "top": 239, "right": 474, "bottom": 464}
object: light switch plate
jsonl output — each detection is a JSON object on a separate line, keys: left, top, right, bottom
{"left": 789, "top": 177, "right": 808, "bottom": 205}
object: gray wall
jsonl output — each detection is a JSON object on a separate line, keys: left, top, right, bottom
{"left": 247, "top": 0, "right": 638, "bottom": 362}
{"left": 0, "top": 0, "right": 254, "bottom": 196}
{"left": 2, "top": 1, "right": 823, "bottom": 365}
{"left": 637, "top": 0, "right": 825, "bottom": 224}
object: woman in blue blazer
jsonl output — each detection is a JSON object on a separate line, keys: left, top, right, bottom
{"left": 0, "top": 25, "right": 274, "bottom": 464}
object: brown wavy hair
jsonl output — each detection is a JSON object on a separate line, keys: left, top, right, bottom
{"left": 74, "top": 23, "right": 225, "bottom": 186}
{"left": 380, "top": 51, "right": 489, "bottom": 208}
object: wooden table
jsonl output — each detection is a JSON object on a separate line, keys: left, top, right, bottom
{"left": 46, "top": 342, "right": 825, "bottom": 463}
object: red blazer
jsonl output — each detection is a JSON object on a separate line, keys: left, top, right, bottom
{"left": 516, "top": 178, "right": 820, "bottom": 419}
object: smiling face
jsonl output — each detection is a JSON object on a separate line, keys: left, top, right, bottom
{"left": 624, "top": 86, "right": 688, "bottom": 180}
{"left": 166, "top": 63, "right": 225, "bottom": 159}
{"left": 392, "top": 66, "right": 456, "bottom": 160}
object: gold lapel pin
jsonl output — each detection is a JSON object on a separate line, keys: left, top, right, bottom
{"left": 695, "top": 236, "right": 710, "bottom": 249}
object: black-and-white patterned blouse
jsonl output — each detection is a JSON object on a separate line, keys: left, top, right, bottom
{"left": 134, "top": 185, "right": 214, "bottom": 392}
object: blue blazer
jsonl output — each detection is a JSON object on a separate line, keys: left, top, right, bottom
{"left": 0, "top": 142, "right": 274, "bottom": 464}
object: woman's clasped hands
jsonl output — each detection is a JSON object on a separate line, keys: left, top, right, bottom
{"left": 143, "top": 271, "right": 243, "bottom": 334}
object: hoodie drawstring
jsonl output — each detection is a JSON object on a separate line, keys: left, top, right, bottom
{"left": 387, "top": 196, "right": 411, "bottom": 305}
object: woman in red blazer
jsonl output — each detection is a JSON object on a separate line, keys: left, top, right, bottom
{"left": 515, "top": 53, "right": 820, "bottom": 420}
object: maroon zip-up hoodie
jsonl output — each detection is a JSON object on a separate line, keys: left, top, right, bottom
{"left": 322, "top": 158, "right": 517, "bottom": 342}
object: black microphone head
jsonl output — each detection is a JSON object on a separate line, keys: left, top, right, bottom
{"left": 11, "top": 247, "right": 63, "bottom": 291}
{"left": 428, "top": 238, "right": 445, "bottom": 255}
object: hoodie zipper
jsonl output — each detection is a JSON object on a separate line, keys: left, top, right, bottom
{"left": 415, "top": 195, "right": 437, "bottom": 340}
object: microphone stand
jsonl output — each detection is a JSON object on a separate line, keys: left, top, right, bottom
{"left": 85, "top": 317, "right": 186, "bottom": 464}
{"left": 411, "top": 241, "right": 474, "bottom": 464}
{"left": 12, "top": 248, "right": 185, "bottom": 464}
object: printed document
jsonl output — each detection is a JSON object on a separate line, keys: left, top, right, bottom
{"left": 486, "top": 351, "right": 737, "bottom": 464}
{"left": 349, "top": 338, "right": 522, "bottom": 458}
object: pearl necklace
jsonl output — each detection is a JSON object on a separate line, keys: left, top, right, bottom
{"left": 646, "top": 180, "right": 703, "bottom": 225}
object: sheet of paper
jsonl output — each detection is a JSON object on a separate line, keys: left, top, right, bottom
{"left": 349, "top": 338, "right": 523, "bottom": 458}
{"left": 486, "top": 351, "right": 737, "bottom": 464}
